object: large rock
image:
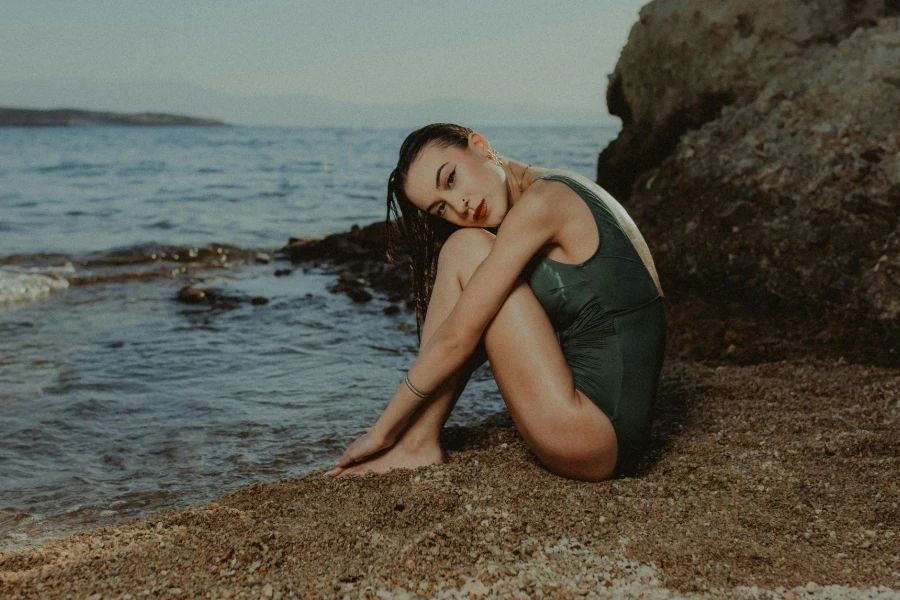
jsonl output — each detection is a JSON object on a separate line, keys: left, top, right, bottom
{"left": 624, "top": 18, "right": 900, "bottom": 349}
{"left": 598, "top": 0, "right": 893, "bottom": 199}
{"left": 281, "top": 221, "right": 412, "bottom": 305}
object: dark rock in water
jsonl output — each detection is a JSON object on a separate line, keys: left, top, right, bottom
{"left": 273, "top": 268, "right": 293, "bottom": 277}
{"left": 338, "top": 270, "right": 362, "bottom": 285}
{"left": 174, "top": 285, "right": 245, "bottom": 310}
{"left": 283, "top": 221, "right": 391, "bottom": 263}
{"left": 598, "top": 3, "right": 899, "bottom": 363}
{"left": 177, "top": 285, "right": 212, "bottom": 304}
{"left": 250, "top": 296, "right": 269, "bottom": 306}
{"left": 383, "top": 305, "right": 401, "bottom": 316}
{"left": 343, "top": 287, "right": 373, "bottom": 303}
{"left": 281, "top": 221, "right": 410, "bottom": 304}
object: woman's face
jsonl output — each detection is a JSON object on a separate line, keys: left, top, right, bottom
{"left": 403, "top": 133, "right": 509, "bottom": 228}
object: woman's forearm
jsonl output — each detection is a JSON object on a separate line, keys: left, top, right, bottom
{"left": 371, "top": 321, "right": 474, "bottom": 444}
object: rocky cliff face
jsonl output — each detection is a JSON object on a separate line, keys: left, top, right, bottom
{"left": 600, "top": 2, "right": 899, "bottom": 360}
{"left": 598, "top": 0, "right": 893, "bottom": 199}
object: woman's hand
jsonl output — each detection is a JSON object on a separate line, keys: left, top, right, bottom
{"left": 327, "top": 427, "right": 392, "bottom": 477}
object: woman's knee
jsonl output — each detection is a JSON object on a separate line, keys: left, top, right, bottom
{"left": 439, "top": 228, "right": 494, "bottom": 266}
{"left": 438, "top": 228, "right": 496, "bottom": 281}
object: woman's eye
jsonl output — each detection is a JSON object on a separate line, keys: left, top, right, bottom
{"left": 447, "top": 170, "right": 455, "bottom": 186}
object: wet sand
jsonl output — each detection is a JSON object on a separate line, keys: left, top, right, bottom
{"left": 1, "top": 359, "right": 897, "bottom": 599}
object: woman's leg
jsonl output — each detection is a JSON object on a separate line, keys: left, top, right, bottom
{"left": 338, "top": 228, "right": 617, "bottom": 480}
{"left": 334, "top": 238, "right": 487, "bottom": 476}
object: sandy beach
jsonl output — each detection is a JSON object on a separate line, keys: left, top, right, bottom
{"left": 2, "top": 358, "right": 896, "bottom": 598}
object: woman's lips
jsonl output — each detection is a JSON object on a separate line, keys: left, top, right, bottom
{"left": 474, "top": 199, "right": 487, "bottom": 221}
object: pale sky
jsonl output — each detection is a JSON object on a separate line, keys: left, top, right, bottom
{"left": 1, "top": 1, "right": 647, "bottom": 123}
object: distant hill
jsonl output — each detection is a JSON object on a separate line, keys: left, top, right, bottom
{"left": 0, "top": 78, "right": 617, "bottom": 127}
{"left": 0, "top": 107, "right": 226, "bottom": 127}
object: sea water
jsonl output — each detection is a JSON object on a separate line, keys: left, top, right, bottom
{"left": 0, "top": 124, "right": 616, "bottom": 550}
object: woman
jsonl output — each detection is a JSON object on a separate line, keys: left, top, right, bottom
{"left": 327, "top": 123, "right": 665, "bottom": 481}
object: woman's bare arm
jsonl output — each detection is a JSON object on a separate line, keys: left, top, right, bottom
{"left": 367, "top": 182, "right": 562, "bottom": 446}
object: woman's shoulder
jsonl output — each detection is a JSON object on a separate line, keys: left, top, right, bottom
{"left": 521, "top": 168, "right": 597, "bottom": 215}
{"left": 533, "top": 169, "right": 615, "bottom": 197}
{"left": 532, "top": 168, "right": 630, "bottom": 216}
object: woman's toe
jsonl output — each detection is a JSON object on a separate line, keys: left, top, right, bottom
{"left": 337, "top": 464, "right": 364, "bottom": 477}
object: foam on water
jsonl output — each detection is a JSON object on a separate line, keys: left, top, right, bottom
{"left": 0, "top": 265, "right": 72, "bottom": 306}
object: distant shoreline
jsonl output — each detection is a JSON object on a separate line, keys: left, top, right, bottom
{"left": 0, "top": 107, "right": 226, "bottom": 127}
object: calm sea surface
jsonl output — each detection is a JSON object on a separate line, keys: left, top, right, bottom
{"left": 0, "top": 125, "right": 617, "bottom": 550}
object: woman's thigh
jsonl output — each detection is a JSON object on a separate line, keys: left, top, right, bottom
{"left": 442, "top": 228, "right": 618, "bottom": 480}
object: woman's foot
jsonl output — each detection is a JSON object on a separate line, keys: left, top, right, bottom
{"left": 330, "top": 438, "right": 444, "bottom": 478}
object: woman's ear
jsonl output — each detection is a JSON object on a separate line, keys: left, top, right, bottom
{"left": 468, "top": 131, "right": 488, "bottom": 154}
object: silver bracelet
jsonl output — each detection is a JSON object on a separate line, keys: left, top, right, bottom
{"left": 404, "top": 373, "right": 431, "bottom": 400}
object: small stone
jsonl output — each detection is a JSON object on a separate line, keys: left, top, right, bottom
{"left": 338, "top": 271, "right": 360, "bottom": 284}
{"left": 248, "top": 560, "right": 261, "bottom": 573}
{"left": 176, "top": 285, "right": 209, "bottom": 304}
{"left": 461, "top": 578, "right": 489, "bottom": 596}
{"left": 346, "top": 288, "right": 373, "bottom": 303}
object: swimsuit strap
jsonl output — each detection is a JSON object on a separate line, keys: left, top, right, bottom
{"left": 534, "top": 173, "right": 628, "bottom": 239}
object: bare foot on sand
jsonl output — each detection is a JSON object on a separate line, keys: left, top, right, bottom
{"left": 331, "top": 439, "right": 444, "bottom": 478}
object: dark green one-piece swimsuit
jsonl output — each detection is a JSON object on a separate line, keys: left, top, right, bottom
{"left": 522, "top": 174, "right": 666, "bottom": 475}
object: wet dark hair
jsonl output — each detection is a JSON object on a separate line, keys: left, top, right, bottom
{"left": 386, "top": 123, "right": 473, "bottom": 339}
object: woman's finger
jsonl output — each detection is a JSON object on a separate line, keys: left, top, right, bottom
{"left": 335, "top": 451, "right": 356, "bottom": 468}
{"left": 336, "top": 440, "right": 364, "bottom": 467}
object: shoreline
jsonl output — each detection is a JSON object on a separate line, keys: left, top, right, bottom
{"left": 2, "top": 359, "right": 897, "bottom": 598}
